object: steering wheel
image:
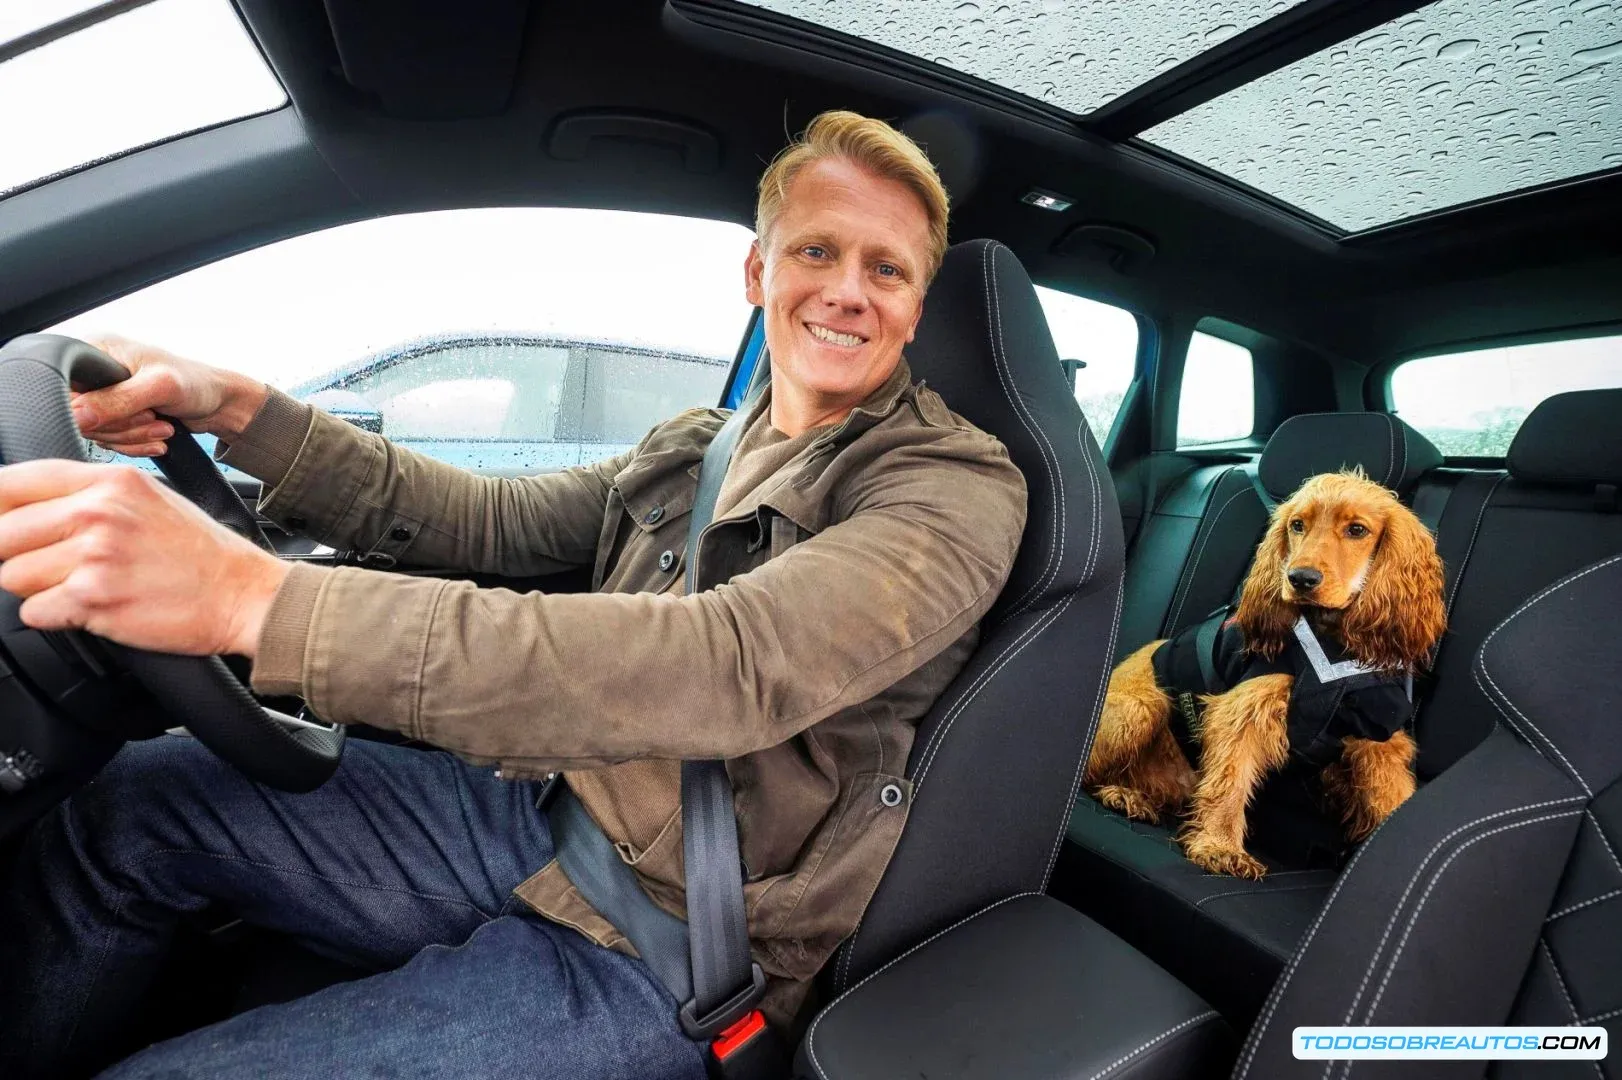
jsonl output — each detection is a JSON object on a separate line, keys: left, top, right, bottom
{"left": 0, "top": 334, "right": 343, "bottom": 793}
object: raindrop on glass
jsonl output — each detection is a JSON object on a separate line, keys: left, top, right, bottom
{"left": 1555, "top": 64, "right": 1607, "bottom": 84}
{"left": 1572, "top": 39, "right": 1622, "bottom": 64}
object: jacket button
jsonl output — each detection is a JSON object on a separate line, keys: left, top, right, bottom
{"left": 659, "top": 550, "right": 676, "bottom": 572}
{"left": 880, "top": 784, "right": 904, "bottom": 808}
{"left": 645, "top": 506, "right": 665, "bottom": 524}
{"left": 390, "top": 526, "right": 411, "bottom": 542}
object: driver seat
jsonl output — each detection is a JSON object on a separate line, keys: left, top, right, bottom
{"left": 814, "top": 238, "right": 1125, "bottom": 997}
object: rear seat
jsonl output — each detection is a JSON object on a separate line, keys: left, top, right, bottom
{"left": 1054, "top": 412, "right": 1443, "bottom": 1021}
{"left": 1051, "top": 389, "right": 1622, "bottom": 1027}
{"left": 1116, "top": 412, "right": 1443, "bottom": 661}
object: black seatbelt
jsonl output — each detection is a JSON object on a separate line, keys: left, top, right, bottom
{"left": 677, "top": 398, "right": 766, "bottom": 1039}
{"left": 542, "top": 388, "right": 778, "bottom": 1074}
{"left": 1243, "top": 460, "right": 1277, "bottom": 516}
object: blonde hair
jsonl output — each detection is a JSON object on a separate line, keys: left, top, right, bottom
{"left": 756, "top": 110, "right": 950, "bottom": 283}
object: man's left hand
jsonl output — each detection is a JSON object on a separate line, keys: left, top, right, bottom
{"left": 0, "top": 460, "right": 287, "bottom": 658}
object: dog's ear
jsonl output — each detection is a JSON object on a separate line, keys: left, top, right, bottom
{"left": 1235, "top": 505, "right": 1295, "bottom": 659}
{"left": 1342, "top": 501, "right": 1447, "bottom": 670}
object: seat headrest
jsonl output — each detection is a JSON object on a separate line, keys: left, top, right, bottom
{"left": 1258, "top": 412, "right": 1442, "bottom": 501}
{"left": 1507, "top": 389, "right": 1622, "bottom": 487}
{"left": 906, "top": 239, "right": 1119, "bottom": 609}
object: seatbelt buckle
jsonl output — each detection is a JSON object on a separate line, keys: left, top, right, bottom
{"left": 706, "top": 1006, "right": 786, "bottom": 1080}
{"left": 680, "top": 962, "right": 767, "bottom": 1040}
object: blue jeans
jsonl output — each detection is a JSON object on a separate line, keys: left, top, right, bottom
{"left": 0, "top": 735, "right": 707, "bottom": 1080}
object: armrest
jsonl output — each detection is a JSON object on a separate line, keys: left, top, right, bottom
{"left": 797, "top": 893, "right": 1233, "bottom": 1080}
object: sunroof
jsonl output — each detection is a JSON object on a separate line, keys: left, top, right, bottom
{"left": 1143, "top": 0, "right": 1622, "bottom": 232}
{"left": 0, "top": 0, "right": 286, "bottom": 197}
{"left": 734, "top": 0, "right": 1309, "bottom": 115}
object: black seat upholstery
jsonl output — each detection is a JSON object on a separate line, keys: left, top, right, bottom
{"left": 1410, "top": 389, "right": 1622, "bottom": 780}
{"left": 816, "top": 239, "right": 1128, "bottom": 997}
{"left": 1116, "top": 412, "right": 1442, "bottom": 660}
{"left": 1237, "top": 552, "right": 1622, "bottom": 1078}
{"left": 1058, "top": 390, "right": 1621, "bottom": 1028}
{"left": 1055, "top": 413, "right": 1443, "bottom": 1023}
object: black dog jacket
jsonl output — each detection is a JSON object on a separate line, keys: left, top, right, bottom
{"left": 1152, "top": 612, "right": 1414, "bottom": 768}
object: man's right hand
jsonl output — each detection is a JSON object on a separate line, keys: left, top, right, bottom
{"left": 71, "top": 336, "right": 269, "bottom": 458}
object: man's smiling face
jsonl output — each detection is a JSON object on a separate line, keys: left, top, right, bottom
{"left": 745, "top": 157, "right": 932, "bottom": 434}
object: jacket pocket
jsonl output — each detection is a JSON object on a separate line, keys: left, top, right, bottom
{"left": 745, "top": 770, "right": 911, "bottom": 981}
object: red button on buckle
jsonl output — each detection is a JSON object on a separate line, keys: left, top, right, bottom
{"left": 711, "top": 1010, "right": 767, "bottom": 1061}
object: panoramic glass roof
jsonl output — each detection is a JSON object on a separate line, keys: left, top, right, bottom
{"left": 737, "top": 0, "right": 1306, "bottom": 114}
{"left": 732, "top": 0, "right": 1622, "bottom": 232}
{"left": 1145, "top": 0, "right": 1622, "bottom": 231}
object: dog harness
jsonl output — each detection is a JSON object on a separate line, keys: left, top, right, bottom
{"left": 1152, "top": 613, "right": 1415, "bottom": 768}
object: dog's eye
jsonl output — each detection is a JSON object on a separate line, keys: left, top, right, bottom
{"left": 1289, "top": 518, "right": 1305, "bottom": 534}
{"left": 1346, "top": 522, "right": 1370, "bottom": 538}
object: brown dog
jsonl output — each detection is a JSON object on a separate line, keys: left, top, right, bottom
{"left": 1085, "top": 471, "right": 1446, "bottom": 878}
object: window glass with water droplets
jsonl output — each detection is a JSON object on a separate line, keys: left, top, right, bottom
{"left": 52, "top": 209, "right": 755, "bottom": 475}
{"left": 1391, "top": 333, "right": 1622, "bottom": 457}
{"left": 1033, "top": 286, "right": 1139, "bottom": 442}
{"left": 1144, "top": 0, "right": 1622, "bottom": 231}
{"left": 1178, "top": 332, "right": 1254, "bottom": 447}
{"left": 0, "top": 0, "right": 286, "bottom": 196}
{"left": 734, "top": 0, "right": 1308, "bottom": 113}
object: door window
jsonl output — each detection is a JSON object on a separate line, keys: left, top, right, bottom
{"left": 52, "top": 208, "right": 755, "bottom": 473}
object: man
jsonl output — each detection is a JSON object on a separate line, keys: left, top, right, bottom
{"left": 0, "top": 111, "right": 1026, "bottom": 1078}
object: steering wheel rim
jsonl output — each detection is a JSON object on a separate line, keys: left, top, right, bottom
{"left": 0, "top": 333, "right": 343, "bottom": 792}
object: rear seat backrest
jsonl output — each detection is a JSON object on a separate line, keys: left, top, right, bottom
{"left": 1114, "top": 412, "right": 1442, "bottom": 662}
{"left": 1414, "top": 388, "right": 1622, "bottom": 779}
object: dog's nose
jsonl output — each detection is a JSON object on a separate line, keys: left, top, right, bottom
{"left": 1287, "top": 567, "right": 1323, "bottom": 592}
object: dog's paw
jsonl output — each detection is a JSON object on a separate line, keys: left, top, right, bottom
{"left": 1182, "top": 832, "right": 1267, "bottom": 879}
{"left": 1344, "top": 791, "right": 1410, "bottom": 842}
{"left": 1095, "top": 785, "right": 1162, "bottom": 824}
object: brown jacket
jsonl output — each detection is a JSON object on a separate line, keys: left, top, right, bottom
{"left": 224, "top": 359, "right": 1027, "bottom": 1025}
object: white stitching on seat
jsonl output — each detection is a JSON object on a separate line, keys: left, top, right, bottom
{"left": 985, "top": 243, "right": 1071, "bottom": 620}
{"left": 848, "top": 588, "right": 1077, "bottom": 986}
{"left": 1583, "top": 1005, "right": 1622, "bottom": 1025}
{"left": 806, "top": 892, "right": 1040, "bottom": 1080}
{"left": 1235, "top": 794, "right": 1586, "bottom": 1080}
{"left": 1473, "top": 553, "right": 1622, "bottom": 796}
{"left": 1588, "top": 810, "right": 1622, "bottom": 877}
{"left": 1546, "top": 888, "right": 1622, "bottom": 923}
{"left": 1543, "top": 938, "right": 1583, "bottom": 1021}
{"left": 1359, "top": 810, "right": 1584, "bottom": 1026}
{"left": 914, "top": 591, "right": 1075, "bottom": 791}
{"left": 839, "top": 240, "right": 1108, "bottom": 992}
{"left": 1077, "top": 412, "right": 1103, "bottom": 583}
{"left": 1336, "top": 797, "right": 1592, "bottom": 1033}
{"left": 1538, "top": 940, "right": 1603, "bottom": 1080}
{"left": 1045, "top": 569, "right": 1125, "bottom": 888}
{"left": 1165, "top": 479, "right": 1247, "bottom": 635}
{"left": 1334, "top": 810, "right": 1589, "bottom": 1080}
{"left": 1085, "top": 1009, "right": 1221, "bottom": 1080}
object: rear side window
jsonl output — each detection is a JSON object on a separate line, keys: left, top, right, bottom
{"left": 1177, "top": 331, "right": 1254, "bottom": 447}
{"left": 1033, "top": 286, "right": 1138, "bottom": 442}
{"left": 1391, "top": 334, "right": 1622, "bottom": 457}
